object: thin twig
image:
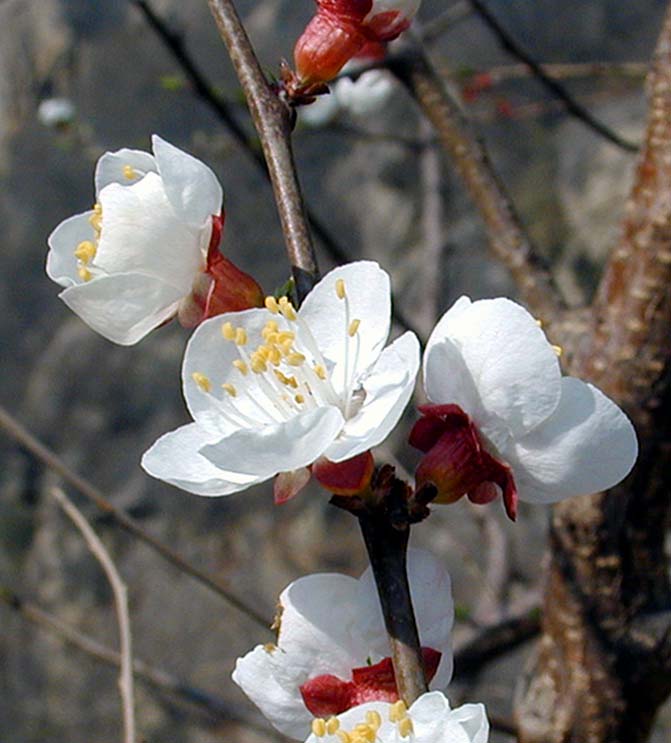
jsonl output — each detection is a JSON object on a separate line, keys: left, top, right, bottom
{"left": 0, "top": 584, "right": 275, "bottom": 734}
{"left": 51, "top": 487, "right": 136, "bottom": 743}
{"left": 389, "top": 38, "right": 566, "bottom": 322}
{"left": 421, "top": 1, "right": 472, "bottom": 44}
{"left": 0, "top": 403, "right": 271, "bottom": 629}
{"left": 206, "top": 0, "right": 318, "bottom": 301}
{"left": 468, "top": 0, "right": 639, "bottom": 152}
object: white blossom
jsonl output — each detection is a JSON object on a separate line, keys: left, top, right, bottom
{"left": 233, "top": 550, "right": 454, "bottom": 740}
{"left": 142, "top": 261, "right": 420, "bottom": 496}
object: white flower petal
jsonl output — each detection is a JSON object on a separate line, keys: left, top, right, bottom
{"left": 326, "top": 331, "right": 420, "bottom": 462}
{"left": 182, "top": 308, "right": 273, "bottom": 426}
{"left": 232, "top": 646, "right": 313, "bottom": 739}
{"left": 141, "top": 422, "right": 261, "bottom": 496}
{"left": 304, "top": 702, "right": 396, "bottom": 743}
{"left": 95, "top": 176, "right": 205, "bottom": 291}
{"left": 425, "top": 297, "right": 562, "bottom": 439}
{"left": 335, "top": 71, "right": 395, "bottom": 117}
{"left": 59, "top": 272, "right": 183, "bottom": 345}
{"left": 446, "top": 703, "right": 490, "bottom": 743}
{"left": 94, "top": 148, "right": 157, "bottom": 194}
{"left": 152, "top": 134, "right": 223, "bottom": 227}
{"left": 46, "top": 211, "right": 95, "bottom": 287}
{"left": 357, "top": 549, "right": 454, "bottom": 690}
{"left": 200, "top": 407, "right": 345, "bottom": 477}
{"left": 508, "top": 377, "right": 638, "bottom": 504}
{"left": 298, "top": 261, "right": 391, "bottom": 394}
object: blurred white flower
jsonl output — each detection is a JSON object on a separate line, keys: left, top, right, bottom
{"left": 46, "top": 136, "right": 262, "bottom": 345}
{"left": 335, "top": 69, "right": 395, "bottom": 117}
{"left": 38, "top": 97, "right": 76, "bottom": 128}
{"left": 142, "top": 261, "right": 420, "bottom": 497}
{"left": 233, "top": 550, "right": 454, "bottom": 740}
{"left": 304, "top": 692, "right": 489, "bottom": 743}
{"left": 412, "top": 297, "right": 638, "bottom": 519}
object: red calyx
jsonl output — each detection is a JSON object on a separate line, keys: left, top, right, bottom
{"left": 312, "top": 451, "right": 375, "bottom": 496}
{"left": 300, "top": 647, "right": 441, "bottom": 717}
{"left": 410, "top": 404, "right": 518, "bottom": 521}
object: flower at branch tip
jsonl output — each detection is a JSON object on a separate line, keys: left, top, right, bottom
{"left": 300, "top": 43, "right": 396, "bottom": 126}
{"left": 142, "top": 261, "right": 420, "bottom": 498}
{"left": 294, "top": 0, "right": 421, "bottom": 84}
{"left": 232, "top": 549, "right": 454, "bottom": 740}
{"left": 411, "top": 297, "right": 638, "bottom": 520}
{"left": 46, "top": 135, "right": 263, "bottom": 345}
{"left": 304, "top": 692, "right": 489, "bottom": 743}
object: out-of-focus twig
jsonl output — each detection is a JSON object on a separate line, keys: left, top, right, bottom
{"left": 421, "top": 1, "right": 472, "bottom": 43}
{"left": 51, "top": 487, "right": 136, "bottom": 743}
{"left": 206, "top": 0, "right": 318, "bottom": 301}
{"left": 390, "top": 38, "right": 566, "bottom": 322}
{"left": 0, "top": 404, "right": 271, "bottom": 630}
{"left": 0, "top": 584, "right": 274, "bottom": 734}
{"left": 468, "top": 0, "right": 639, "bottom": 152}
{"left": 457, "top": 61, "right": 648, "bottom": 86}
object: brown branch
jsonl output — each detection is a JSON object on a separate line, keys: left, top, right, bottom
{"left": 468, "top": 0, "right": 640, "bottom": 153}
{"left": 0, "top": 404, "right": 271, "bottom": 630}
{"left": 389, "top": 38, "right": 566, "bottom": 322}
{"left": 516, "top": 5, "right": 671, "bottom": 741}
{"left": 206, "top": 0, "right": 318, "bottom": 302}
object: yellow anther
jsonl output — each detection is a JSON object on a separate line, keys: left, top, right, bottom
{"left": 354, "top": 723, "right": 376, "bottom": 741}
{"left": 279, "top": 340, "right": 294, "bottom": 357}
{"left": 326, "top": 718, "right": 340, "bottom": 735}
{"left": 192, "top": 372, "right": 212, "bottom": 393}
{"left": 365, "top": 711, "right": 381, "bottom": 730}
{"left": 279, "top": 299, "right": 297, "bottom": 321}
{"left": 233, "top": 360, "right": 248, "bottom": 376}
{"left": 262, "top": 320, "right": 279, "bottom": 338}
{"left": 287, "top": 376, "right": 298, "bottom": 389}
{"left": 335, "top": 731, "right": 352, "bottom": 743}
{"left": 221, "top": 322, "right": 236, "bottom": 341}
{"left": 235, "top": 328, "right": 248, "bottom": 346}
{"left": 122, "top": 164, "right": 136, "bottom": 180}
{"left": 552, "top": 344, "right": 563, "bottom": 358}
{"left": 77, "top": 266, "right": 92, "bottom": 282}
{"left": 268, "top": 347, "right": 282, "bottom": 366}
{"left": 535, "top": 318, "right": 543, "bottom": 327}
{"left": 398, "top": 717, "right": 413, "bottom": 737}
{"left": 264, "top": 331, "right": 279, "bottom": 345}
{"left": 313, "top": 364, "right": 327, "bottom": 380}
{"left": 274, "top": 370, "right": 289, "bottom": 385}
{"left": 265, "top": 296, "right": 280, "bottom": 314}
{"left": 389, "top": 700, "right": 407, "bottom": 722}
{"left": 348, "top": 319, "right": 360, "bottom": 337}
{"left": 256, "top": 345, "right": 271, "bottom": 361}
{"left": 295, "top": 394, "right": 305, "bottom": 404}
{"left": 277, "top": 331, "right": 295, "bottom": 344}
{"left": 251, "top": 357, "right": 268, "bottom": 374}
{"left": 74, "top": 240, "right": 96, "bottom": 264}
{"left": 286, "top": 352, "right": 306, "bottom": 367}
{"left": 311, "top": 719, "right": 327, "bottom": 737}
{"left": 335, "top": 278, "right": 346, "bottom": 300}
{"left": 93, "top": 202, "right": 102, "bottom": 215}
{"left": 222, "top": 383, "right": 237, "bottom": 397}
{"left": 88, "top": 210, "right": 102, "bottom": 234}
{"left": 262, "top": 642, "right": 277, "bottom": 654}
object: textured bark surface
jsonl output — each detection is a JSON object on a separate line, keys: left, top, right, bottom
{"left": 516, "top": 5, "right": 671, "bottom": 741}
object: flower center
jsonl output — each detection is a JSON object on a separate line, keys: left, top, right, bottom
{"left": 310, "top": 701, "right": 414, "bottom": 741}
{"left": 191, "top": 281, "right": 365, "bottom": 430}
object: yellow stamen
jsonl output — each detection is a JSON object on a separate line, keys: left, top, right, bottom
{"left": 552, "top": 344, "right": 563, "bottom": 357}
{"left": 262, "top": 643, "right": 276, "bottom": 654}
{"left": 335, "top": 732, "right": 351, "bottom": 743}
{"left": 279, "top": 297, "right": 297, "bottom": 321}
{"left": 335, "top": 278, "right": 346, "bottom": 300}
{"left": 256, "top": 345, "right": 270, "bottom": 361}
{"left": 235, "top": 328, "right": 248, "bottom": 346}
{"left": 221, "top": 322, "right": 236, "bottom": 341}
{"left": 251, "top": 357, "right": 267, "bottom": 374}
{"left": 389, "top": 700, "right": 407, "bottom": 722}
{"left": 398, "top": 718, "right": 413, "bottom": 737}
{"left": 326, "top": 718, "right": 340, "bottom": 735}
{"left": 365, "top": 711, "right": 381, "bottom": 730}
{"left": 122, "top": 164, "right": 136, "bottom": 180}
{"left": 93, "top": 202, "right": 102, "bottom": 215}
{"left": 311, "top": 719, "right": 326, "bottom": 737}
{"left": 233, "top": 360, "right": 248, "bottom": 376}
{"left": 348, "top": 319, "right": 360, "bottom": 337}
{"left": 88, "top": 209, "right": 102, "bottom": 234}
{"left": 192, "top": 372, "right": 212, "bottom": 393}
{"left": 222, "top": 383, "right": 237, "bottom": 397}
{"left": 295, "top": 394, "right": 305, "bottom": 404}
{"left": 354, "top": 723, "right": 376, "bottom": 741}
{"left": 74, "top": 240, "right": 96, "bottom": 264}
{"left": 535, "top": 318, "right": 543, "bottom": 327}
{"left": 268, "top": 347, "right": 282, "bottom": 366}
{"left": 277, "top": 330, "right": 295, "bottom": 344}
{"left": 286, "top": 352, "right": 306, "bottom": 367}
{"left": 77, "top": 266, "right": 92, "bottom": 282}
{"left": 314, "top": 364, "right": 327, "bottom": 380}
{"left": 265, "top": 296, "right": 280, "bottom": 314}
{"left": 262, "top": 320, "right": 279, "bottom": 338}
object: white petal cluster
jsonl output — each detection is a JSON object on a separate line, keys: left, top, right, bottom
{"left": 233, "top": 550, "right": 454, "bottom": 739}
{"left": 423, "top": 297, "right": 638, "bottom": 504}
{"left": 46, "top": 135, "right": 223, "bottom": 345}
{"left": 142, "top": 261, "right": 420, "bottom": 496}
{"left": 305, "top": 693, "right": 489, "bottom": 743}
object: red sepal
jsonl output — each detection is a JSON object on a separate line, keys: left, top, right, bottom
{"left": 312, "top": 451, "right": 375, "bottom": 495}
{"left": 410, "top": 404, "right": 519, "bottom": 521}
{"left": 273, "top": 468, "right": 312, "bottom": 505}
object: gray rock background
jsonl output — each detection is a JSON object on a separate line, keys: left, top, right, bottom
{"left": 0, "top": 0, "right": 668, "bottom": 741}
